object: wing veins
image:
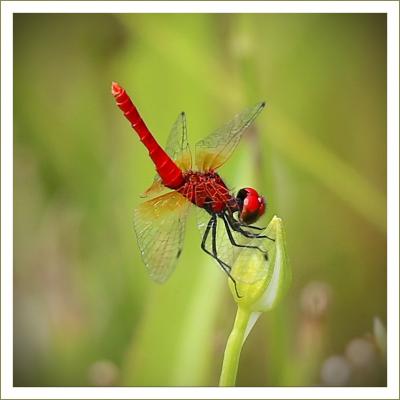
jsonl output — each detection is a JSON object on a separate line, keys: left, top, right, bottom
{"left": 195, "top": 102, "right": 265, "bottom": 171}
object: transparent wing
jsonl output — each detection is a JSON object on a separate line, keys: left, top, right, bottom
{"left": 134, "top": 191, "right": 191, "bottom": 283}
{"left": 195, "top": 102, "right": 265, "bottom": 171}
{"left": 165, "top": 112, "right": 192, "bottom": 171}
{"left": 196, "top": 208, "right": 268, "bottom": 284}
{"left": 140, "top": 179, "right": 169, "bottom": 198}
{"left": 143, "top": 112, "right": 192, "bottom": 198}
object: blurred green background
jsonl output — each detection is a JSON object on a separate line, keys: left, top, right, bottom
{"left": 13, "top": 13, "right": 386, "bottom": 387}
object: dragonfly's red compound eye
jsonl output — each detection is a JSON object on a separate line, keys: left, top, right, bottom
{"left": 237, "top": 187, "right": 266, "bottom": 225}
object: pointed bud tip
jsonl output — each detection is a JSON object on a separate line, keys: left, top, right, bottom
{"left": 111, "top": 81, "right": 122, "bottom": 96}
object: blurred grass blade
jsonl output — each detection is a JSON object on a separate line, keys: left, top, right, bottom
{"left": 373, "top": 317, "right": 387, "bottom": 359}
{"left": 267, "top": 109, "right": 386, "bottom": 234}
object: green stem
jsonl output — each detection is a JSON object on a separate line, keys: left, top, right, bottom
{"left": 219, "top": 306, "right": 251, "bottom": 386}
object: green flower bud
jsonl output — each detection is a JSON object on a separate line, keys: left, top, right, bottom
{"left": 220, "top": 216, "right": 291, "bottom": 386}
{"left": 229, "top": 216, "right": 291, "bottom": 312}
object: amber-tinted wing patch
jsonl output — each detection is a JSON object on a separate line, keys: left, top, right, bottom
{"left": 141, "top": 179, "right": 168, "bottom": 198}
{"left": 134, "top": 191, "right": 191, "bottom": 283}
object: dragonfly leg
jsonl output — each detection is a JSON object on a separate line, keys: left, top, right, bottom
{"left": 221, "top": 214, "right": 267, "bottom": 255}
{"left": 200, "top": 214, "right": 242, "bottom": 298}
{"left": 240, "top": 224, "right": 265, "bottom": 231}
{"left": 227, "top": 213, "right": 275, "bottom": 242}
{"left": 211, "top": 217, "right": 243, "bottom": 298}
{"left": 226, "top": 213, "right": 264, "bottom": 238}
{"left": 200, "top": 215, "right": 232, "bottom": 272}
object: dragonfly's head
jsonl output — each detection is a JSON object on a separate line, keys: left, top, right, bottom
{"left": 236, "top": 187, "right": 266, "bottom": 225}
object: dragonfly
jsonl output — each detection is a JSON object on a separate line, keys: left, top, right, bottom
{"left": 112, "top": 82, "right": 271, "bottom": 296}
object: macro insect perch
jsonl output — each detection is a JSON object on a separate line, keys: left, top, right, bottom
{"left": 112, "top": 82, "right": 272, "bottom": 295}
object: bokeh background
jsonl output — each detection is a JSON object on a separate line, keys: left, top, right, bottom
{"left": 13, "top": 13, "right": 387, "bottom": 386}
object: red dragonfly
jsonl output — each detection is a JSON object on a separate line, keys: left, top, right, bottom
{"left": 112, "top": 82, "right": 271, "bottom": 295}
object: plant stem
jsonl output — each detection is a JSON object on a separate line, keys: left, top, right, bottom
{"left": 219, "top": 306, "right": 251, "bottom": 386}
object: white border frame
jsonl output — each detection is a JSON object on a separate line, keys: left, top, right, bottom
{"left": 1, "top": 1, "right": 399, "bottom": 399}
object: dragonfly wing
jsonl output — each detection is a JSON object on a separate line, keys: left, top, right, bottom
{"left": 195, "top": 102, "right": 265, "bottom": 171}
{"left": 144, "top": 112, "right": 192, "bottom": 198}
{"left": 165, "top": 112, "right": 192, "bottom": 171}
{"left": 140, "top": 179, "right": 168, "bottom": 198}
{"left": 134, "top": 191, "right": 191, "bottom": 283}
{"left": 196, "top": 208, "right": 268, "bottom": 284}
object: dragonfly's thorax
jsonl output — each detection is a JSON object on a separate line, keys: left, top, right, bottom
{"left": 178, "top": 170, "right": 238, "bottom": 214}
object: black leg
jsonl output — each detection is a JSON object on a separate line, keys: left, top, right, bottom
{"left": 227, "top": 213, "right": 275, "bottom": 242}
{"left": 200, "top": 215, "right": 242, "bottom": 298}
{"left": 210, "top": 215, "right": 234, "bottom": 273}
{"left": 240, "top": 224, "right": 265, "bottom": 231}
{"left": 200, "top": 215, "right": 233, "bottom": 273}
{"left": 221, "top": 214, "right": 267, "bottom": 255}
{"left": 211, "top": 218, "right": 242, "bottom": 298}
{"left": 200, "top": 216, "right": 213, "bottom": 254}
{"left": 226, "top": 213, "right": 265, "bottom": 238}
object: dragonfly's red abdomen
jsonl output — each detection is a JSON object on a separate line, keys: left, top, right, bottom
{"left": 112, "top": 82, "right": 184, "bottom": 189}
{"left": 179, "top": 171, "right": 236, "bottom": 214}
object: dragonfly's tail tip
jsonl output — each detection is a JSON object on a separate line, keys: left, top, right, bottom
{"left": 261, "top": 101, "right": 267, "bottom": 108}
{"left": 111, "top": 81, "right": 122, "bottom": 96}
